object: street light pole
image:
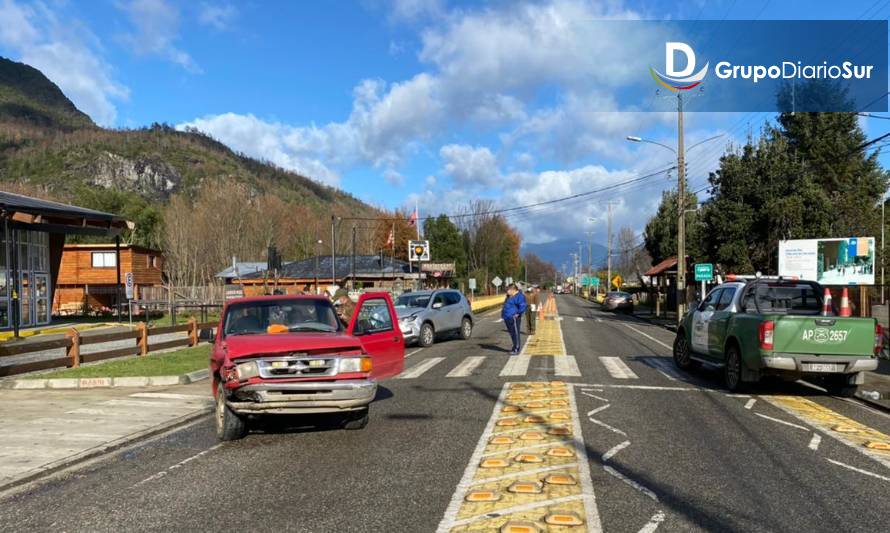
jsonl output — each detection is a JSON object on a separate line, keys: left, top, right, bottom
{"left": 676, "top": 93, "right": 687, "bottom": 324}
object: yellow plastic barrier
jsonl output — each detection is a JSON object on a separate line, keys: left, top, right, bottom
{"left": 471, "top": 295, "right": 504, "bottom": 312}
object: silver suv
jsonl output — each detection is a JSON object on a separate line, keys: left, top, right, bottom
{"left": 395, "top": 290, "right": 474, "bottom": 347}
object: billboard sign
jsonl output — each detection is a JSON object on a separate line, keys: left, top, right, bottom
{"left": 778, "top": 237, "right": 875, "bottom": 285}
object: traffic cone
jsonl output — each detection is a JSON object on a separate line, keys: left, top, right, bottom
{"left": 821, "top": 288, "right": 833, "bottom": 316}
{"left": 839, "top": 288, "right": 852, "bottom": 317}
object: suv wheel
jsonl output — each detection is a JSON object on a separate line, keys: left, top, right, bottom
{"left": 343, "top": 408, "right": 369, "bottom": 430}
{"left": 216, "top": 381, "right": 247, "bottom": 441}
{"left": 419, "top": 322, "right": 435, "bottom": 347}
{"left": 724, "top": 344, "right": 744, "bottom": 392}
{"left": 673, "top": 332, "right": 696, "bottom": 370}
{"left": 459, "top": 317, "right": 473, "bottom": 340}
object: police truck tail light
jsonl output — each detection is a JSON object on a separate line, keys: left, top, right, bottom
{"left": 875, "top": 323, "right": 883, "bottom": 356}
{"left": 758, "top": 320, "right": 775, "bottom": 350}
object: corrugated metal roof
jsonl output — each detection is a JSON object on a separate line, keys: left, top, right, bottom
{"left": 240, "top": 255, "right": 414, "bottom": 280}
{"left": 215, "top": 262, "right": 270, "bottom": 279}
{"left": 644, "top": 256, "right": 678, "bottom": 276}
{"left": 0, "top": 191, "right": 124, "bottom": 221}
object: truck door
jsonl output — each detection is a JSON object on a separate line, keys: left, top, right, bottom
{"left": 692, "top": 288, "right": 722, "bottom": 355}
{"left": 348, "top": 294, "right": 405, "bottom": 379}
{"left": 708, "top": 287, "right": 737, "bottom": 358}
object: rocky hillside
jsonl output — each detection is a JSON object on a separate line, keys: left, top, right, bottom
{"left": 0, "top": 57, "right": 377, "bottom": 245}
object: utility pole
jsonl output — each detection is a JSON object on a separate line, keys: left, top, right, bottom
{"left": 676, "top": 93, "right": 687, "bottom": 324}
{"left": 351, "top": 225, "right": 356, "bottom": 291}
{"left": 607, "top": 201, "right": 614, "bottom": 292}
{"left": 331, "top": 216, "right": 337, "bottom": 288}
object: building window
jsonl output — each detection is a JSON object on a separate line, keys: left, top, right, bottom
{"left": 146, "top": 254, "right": 158, "bottom": 269}
{"left": 92, "top": 252, "right": 117, "bottom": 268}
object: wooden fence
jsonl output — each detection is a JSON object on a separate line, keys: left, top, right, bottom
{"left": 0, "top": 319, "right": 216, "bottom": 377}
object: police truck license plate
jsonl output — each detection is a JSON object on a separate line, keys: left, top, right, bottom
{"left": 804, "top": 363, "right": 842, "bottom": 373}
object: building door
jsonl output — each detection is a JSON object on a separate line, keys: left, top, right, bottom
{"left": 35, "top": 273, "right": 49, "bottom": 325}
{"left": 19, "top": 271, "right": 31, "bottom": 327}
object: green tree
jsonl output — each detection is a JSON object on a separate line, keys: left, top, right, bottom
{"left": 423, "top": 214, "right": 467, "bottom": 276}
{"left": 643, "top": 186, "right": 703, "bottom": 265}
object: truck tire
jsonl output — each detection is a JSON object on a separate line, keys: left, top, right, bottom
{"left": 673, "top": 332, "right": 698, "bottom": 370}
{"left": 419, "top": 322, "right": 435, "bottom": 347}
{"left": 216, "top": 381, "right": 247, "bottom": 441}
{"left": 459, "top": 317, "right": 473, "bottom": 340}
{"left": 343, "top": 407, "right": 369, "bottom": 430}
{"left": 724, "top": 344, "right": 745, "bottom": 392}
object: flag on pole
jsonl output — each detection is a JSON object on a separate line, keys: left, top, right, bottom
{"left": 385, "top": 227, "right": 394, "bottom": 248}
{"left": 408, "top": 208, "right": 418, "bottom": 227}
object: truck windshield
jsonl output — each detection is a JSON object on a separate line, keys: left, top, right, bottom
{"left": 743, "top": 283, "right": 823, "bottom": 315}
{"left": 224, "top": 298, "right": 341, "bottom": 336}
{"left": 395, "top": 294, "right": 430, "bottom": 308}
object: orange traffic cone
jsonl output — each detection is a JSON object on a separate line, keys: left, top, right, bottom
{"left": 839, "top": 288, "right": 852, "bottom": 317}
{"left": 822, "top": 288, "right": 833, "bottom": 316}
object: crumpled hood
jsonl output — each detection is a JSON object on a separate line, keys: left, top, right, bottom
{"left": 396, "top": 306, "right": 425, "bottom": 319}
{"left": 223, "top": 332, "right": 362, "bottom": 359}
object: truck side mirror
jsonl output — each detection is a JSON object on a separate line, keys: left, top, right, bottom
{"left": 198, "top": 328, "right": 215, "bottom": 342}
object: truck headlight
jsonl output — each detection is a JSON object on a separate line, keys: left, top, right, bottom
{"left": 235, "top": 361, "right": 259, "bottom": 380}
{"left": 339, "top": 357, "right": 372, "bottom": 373}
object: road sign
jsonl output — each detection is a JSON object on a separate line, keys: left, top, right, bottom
{"left": 408, "top": 240, "right": 430, "bottom": 261}
{"left": 590, "top": 277, "right": 600, "bottom": 287}
{"left": 492, "top": 276, "right": 503, "bottom": 287}
{"left": 694, "top": 263, "right": 714, "bottom": 282}
{"left": 124, "top": 272, "right": 134, "bottom": 300}
{"left": 611, "top": 274, "right": 623, "bottom": 289}
{"left": 468, "top": 278, "right": 477, "bottom": 290}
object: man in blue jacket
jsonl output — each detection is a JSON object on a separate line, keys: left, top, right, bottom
{"left": 502, "top": 284, "right": 527, "bottom": 355}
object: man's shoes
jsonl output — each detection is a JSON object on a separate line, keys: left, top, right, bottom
{"left": 510, "top": 349, "right": 520, "bottom": 355}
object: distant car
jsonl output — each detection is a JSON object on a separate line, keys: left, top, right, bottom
{"left": 395, "top": 289, "right": 474, "bottom": 347}
{"left": 603, "top": 291, "right": 634, "bottom": 313}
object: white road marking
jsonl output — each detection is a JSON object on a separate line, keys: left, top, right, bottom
{"left": 754, "top": 413, "right": 809, "bottom": 431}
{"left": 573, "top": 383, "right": 699, "bottom": 391}
{"left": 558, "top": 316, "right": 564, "bottom": 321}
{"left": 568, "top": 372, "right": 604, "bottom": 532}
{"left": 499, "top": 355, "right": 531, "bottom": 376}
{"left": 602, "top": 440, "right": 631, "bottom": 462}
{"left": 100, "top": 400, "right": 184, "bottom": 408}
{"left": 638, "top": 511, "right": 667, "bottom": 533}
{"left": 604, "top": 465, "right": 659, "bottom": 502}
{"left": 580, "top": 391, "right": 609, "bottom": 402}
{"left": 450, "top": 496, "right": 586, "bottom": 528}
{"left": 576, "top": 317, "right": 584, "bottom": 322}
{"left": 587, "top": 404, "right": 610, "bottom": 417}
{"left": 405, "top": 348, "right": 424, "bottom": 358}
{"left": 744, "top": 399, "right": 757, "bottom": 410}
{"left": 398, "top": 357, "right": 445, "bottom": 379}
{"left": 587, "top": 414, "right": 627, "bottom": 436}
{"left": 129, "top": 393, "right": 206, "bottom": 400}
{"left": 446, "top": 356, "right": 486, "bottom": 377}
{"left": 596, "top": 318, "right": 603, "bottom": 323}
{"left": 554, "top": 355, "right": 581, "bottom": 377}
{"left": 133, "top": 444, "right": 221, "bottom": 487}
{"left": 826, "top": 458, "right": 890, "bottom": 482}
{"left": 808, "top": 434, "right": 822, "bottom": 451}
{"left": 495, "top": 318, "right": 503, "bottom": 323}
{"left": 624, "top": 324, "right": 673, "bottom": 351}
{"left": 725, "top": 394, "right": 752, "bottom": 398}
{"left": 599, "top": 357, "right": 639, "bottom": 379}
{"left": 640, "top": 357, "right": 681, "bottom": 381}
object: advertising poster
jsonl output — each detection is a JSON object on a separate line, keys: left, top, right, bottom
{"left": 779, "top": 238, "right": 875, "bottom": 285}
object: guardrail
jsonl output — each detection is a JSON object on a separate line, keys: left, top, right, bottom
{"left": 0, "top": 318, "right": 215, "bottom": 378}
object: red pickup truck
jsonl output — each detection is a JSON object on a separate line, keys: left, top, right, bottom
{"left": 208, "top": 293, "right": 404, "bottom": 440}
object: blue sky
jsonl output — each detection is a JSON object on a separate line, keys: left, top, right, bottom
{"left": 0, "top": 0, "right": 888, "bottom": 250}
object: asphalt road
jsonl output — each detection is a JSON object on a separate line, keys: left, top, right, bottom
{"left": 3, "top": 294, "right": 890, "bottom": 532}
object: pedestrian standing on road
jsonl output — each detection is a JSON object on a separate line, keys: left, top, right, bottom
{"left": 526, "top": 286, "right": 540, "bottom": 336}
{"left": 502, "top": 284, "right": 527, "bottom": 355}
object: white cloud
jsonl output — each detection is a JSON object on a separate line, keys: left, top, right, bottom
{"left": 117, "top": 0, "right": 201, "bottom": 73}
{"left": 388, "top": 0, "right": 444, "bottom": 23}
{"left": 178, "top": 113, "right": 340, "bottom": 186}
{"left": 383, "top": 168, "right": 405, "bottom": 186}
{"left": 0, "top": 0, "right": 129, "bottom": 125}
{"left": 198, "top": 2, "right": 237, "bottom": 30}
{"left": 440, "top": 144, "right": 500, "bottom": 186}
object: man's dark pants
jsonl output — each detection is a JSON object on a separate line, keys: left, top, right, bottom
{"left": 526, "top": 308, "right": 536, "bottom": 335}
{"left": 506, "top": 314, "right": 521, "bottom": 352}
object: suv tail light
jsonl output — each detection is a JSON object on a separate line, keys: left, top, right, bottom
{"left": 875, "top": 323, "right": 883, "bottom": 356}
{"left": 758, "top": 320, "right": 775, "bottom": 350}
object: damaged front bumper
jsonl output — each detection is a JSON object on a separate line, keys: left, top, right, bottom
{"left": 227, "top": 379, "right": 377, "bottom": 415}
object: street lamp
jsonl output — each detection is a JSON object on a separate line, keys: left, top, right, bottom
{"left": 626, "top": 133, "right": 724, "bottom": 323}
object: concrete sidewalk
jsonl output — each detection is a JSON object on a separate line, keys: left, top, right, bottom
{"left": 0, "top": 381, "right": 212, "bottom": 491}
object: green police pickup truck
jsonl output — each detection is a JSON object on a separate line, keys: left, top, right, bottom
{"left": 673, "top": 276, "right": 882, "bottom": 396}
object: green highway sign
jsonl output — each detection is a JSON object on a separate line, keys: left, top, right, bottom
{"left": 580, "top": 275, "right": 599, "bottom": 287}
{"left": 694, "top": 263, "right": 714, "bottom": 282}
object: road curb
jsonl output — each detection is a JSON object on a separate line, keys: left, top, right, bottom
{"left": 1, "top": 371, "right": 209, "bottom": 390}
{"left": 0, "top": 406, "right": 213, "bottom": 495}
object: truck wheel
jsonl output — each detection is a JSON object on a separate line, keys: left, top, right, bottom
{"left": 673, "top": 332, "right": 697, "bottom": 370}
{"left": 419, "top": 322, "right": 435, "bottom": 347}
{"left": 826, "top": 377, "right": 859, "bottom": 398}
{"left": 343, "top": 408, "right": 369, "bottom": 430}
{"left": 724, "top": 344, "right": 745, "bottom": 392}
{"left": 215, "top": 381, "right": 247, "bottom": 441}
{"left": 459, "top": 317, "right": 473, "bottom": 340}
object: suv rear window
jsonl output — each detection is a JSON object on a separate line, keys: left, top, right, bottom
{"left": 742, "top": 282, "right": 823, "bottom": 315}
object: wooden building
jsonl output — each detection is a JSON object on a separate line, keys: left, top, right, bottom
{"left": 53, "top": 244, "right": 163, "bottom": 315}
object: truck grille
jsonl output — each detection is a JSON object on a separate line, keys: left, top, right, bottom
{"left": 256, "top": 356, "right": 336, "bottom": 378}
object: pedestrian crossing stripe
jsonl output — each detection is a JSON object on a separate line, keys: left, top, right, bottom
{"left": 598, "top": 357, "right": 639, "bottom": 379}
{"left": 397, "top": 354, "right": 596, "bottom": 379}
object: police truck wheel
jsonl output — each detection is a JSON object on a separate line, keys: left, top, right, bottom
{"left": 419, "top": 323, "right": 435, "bottom": 347}
{"left": 216, "top": 381, "right": 247, "bottom": 441}
{"left": 673, "top": 333, "right": 696, "bottom": 370}
{"left": 459, "top": 317, "right": 473, "bottom": 340}
{"left": 724, "top": 345, "right": 744, "bottom": 392}
{"left": 343, "top": 408, "right": 369, "bottom": 430}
